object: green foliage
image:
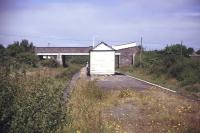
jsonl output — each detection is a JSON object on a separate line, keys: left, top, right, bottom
{"left": 16, "top": 52, "right": 39, "bottom": 67}
{"left": 10, "top": 77, "right": 67, "bottom": 133}
{"left": 164, "top": 44, "right": 189, "bottom": 57}
{"left": 0, "top": 44, "right": 4, "bottom": 49}
{"left": 0, "top": 65, "right": 81, "bottom": 132}
{"left": 134, "top": 44, "right": 200, "bottom": 94}
{"left": 65, "top": 55, "right": 89, "bottom": 65}
{"left": 7, "top": 40, "right": 34, "bottom": 57}
{"left": 0, "top": 73, "right": 17, "bottom": 133}
{"left": 56, "top": 64, "right": 81, "bottom": 80}
{"left": 0, "top": 40, "right": 39, "bottom": 68}
{"left": 187, "top": 47, "right": 194, "bottom": 55}
{"left": 40, "top": 59, "right": 59, "bottom": 68}
{"left": 196, "top": 49, "right": 200, "bottom": 55}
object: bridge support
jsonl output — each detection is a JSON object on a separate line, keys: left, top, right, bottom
{"left": 56, "top": 54, "right": 63, "bottom": 65}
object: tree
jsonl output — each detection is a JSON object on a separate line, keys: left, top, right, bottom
{"left": 196, "top": 49, "right": 200, "bottom": 55}
{"left": 0, "top": 44, "right": 4, "bottom": 49}
{"left": 164, "top": 44, "right": 189, "bottom": 57}
{"left": 20, "top": 40, "right": 34, "bottom": 53}
{"left": 7, "top": 40, "right": 35, "bottom": 56}
{"left": 0, "top": 44, "right": 5, "bottom": 58}
{"left": 187, "top": 47, "right": 194, "bottom": 55}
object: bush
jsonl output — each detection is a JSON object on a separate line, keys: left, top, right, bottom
{"left": 16, "top": 52, "right": 39, "bottom": 67}
{"left": 0, "top": 66, "right": 69, "bottom": 133}
{"left": 65, "top": 55, "right": 89, "bottom": 65}
{"left": 0, "top": 74, "right": 17, "bottom": 133}
{"left": 133, "top": 44, "right": 200, "bottom": 94}
{"left": 40, "top": 59, "right": 59, "bottom": 68}
{"left": 9, "top": 77, "right": 67, "bottom": 133}
{"left": 56, "top": 64, "right": 81, "bottom": 80}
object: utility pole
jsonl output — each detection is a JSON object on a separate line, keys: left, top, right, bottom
{"left": 140, "top": 37, "right": 143, "bottom": 68}
{"left": 181, "top": 40, "right": 183, "bottom": 57}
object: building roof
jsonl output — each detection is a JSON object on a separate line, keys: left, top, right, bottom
{"left": 34, "top": 42, "right": 138, "bottom": 53}
{"left": 91, "top": 42, "right": 115, "bottom": 51}
{"left": 112, "top": 42, "right": 137, "bottom": 50}
{"left": 35, "top": 46, "right": 92, "bottom": 53}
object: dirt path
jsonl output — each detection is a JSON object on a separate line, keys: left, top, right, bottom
{"left": 63, "top": 67, "right": 88, "bottom": 101}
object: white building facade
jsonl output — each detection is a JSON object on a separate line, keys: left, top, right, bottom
{"left": 90, "top": 42, "right": 115, "bottom": 75}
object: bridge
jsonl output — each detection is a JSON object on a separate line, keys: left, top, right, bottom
{"left": 35, "top": 42, "right": 139, "bottom": 67}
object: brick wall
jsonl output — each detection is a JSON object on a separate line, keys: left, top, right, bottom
{"left": 117, "top": 46, "right": 139, "bottom": 67}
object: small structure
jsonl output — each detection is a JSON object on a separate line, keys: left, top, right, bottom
{"left": 90, "top": 42, "right": 116, "bottom": 75}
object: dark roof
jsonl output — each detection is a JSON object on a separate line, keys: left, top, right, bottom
{"left": 35, "top": 46, "right": 93, "bottom": 53}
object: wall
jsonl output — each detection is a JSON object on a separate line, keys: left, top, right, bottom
{"left": 117, "top": 46, "right": 139, "bottom": 67}
{"left": 90, "top": 51, "right": 115, "bottom": 75}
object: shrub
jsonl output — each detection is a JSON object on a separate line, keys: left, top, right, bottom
{"left": 56, "top": 64, "right": 81, "bottom": 80}
{"left": 133, "top": 44, "right": 200, "bottom": 97}
{"left": 0, "top": 74, "right": 17, "bottom": 133}
{"left": 65, "top": 55, "right": 89, "bottom": 65}
{"left": 16, "top": 52, "right": 39, "bottom": 67}
{"left": 0, "top": 66, "right": 69, "bottom": 133}
{"left": 40, "top": 59, "right": 59, "bottom": 68}
{"left": 9, "top": 77, "right": 67, "bottom": 133}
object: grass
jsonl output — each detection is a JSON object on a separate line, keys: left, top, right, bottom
{"left": 101, "top": 88, "right": 200, "bottom": 133}
{"left": 63, "top": 75, "right": 199, "bottom": 133}
{"left": 64, "top": 79, "right": 108, "bottom": 133}
{"left": 119, "top": 66, "right": 180, "bottom": 90}
{"left": 118, "top": 66, "right": 200, "bottom": 99}
{"left": 3, "top": 63, "right": 199, "bottom": 132}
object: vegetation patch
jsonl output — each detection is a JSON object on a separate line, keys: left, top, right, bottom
{"left": 102, "top": 88, "right": 200, "bottom": 133}
{"left": 120, "top": 44, "right": 200, "bottom": 99}
{"left": 65, "top": 80, "right": 110, "bottom": 133}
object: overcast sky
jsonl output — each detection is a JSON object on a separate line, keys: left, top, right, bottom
{"left": 0, "top": 0, "right": 200, "bottom": 49}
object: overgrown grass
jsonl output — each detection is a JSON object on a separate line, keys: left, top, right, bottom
{"left": 102, "top": 88, "right": 200, "bottom": 133}
{"left": 119, "top": 66, "right": 200, "bottom": 100}
{"left": 65, "top": 80, "right": 106, "bottom": 133}
{"left": 119, "top": 66, "right": 180, "bottom": 90}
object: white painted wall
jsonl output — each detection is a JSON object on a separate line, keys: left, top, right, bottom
{"left": 90, "top": 51, "right": 115, "bottom": 75}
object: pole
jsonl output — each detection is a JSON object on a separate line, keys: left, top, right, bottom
{"left": 140, "top": 37, "right": 143, "bottom": 68}
{"left": 181, "top": 40, "right": 183, "bottom": 57}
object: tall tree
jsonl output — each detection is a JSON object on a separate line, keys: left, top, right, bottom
{"left": 187, "top": 47, "right": 194, "bottom": 55}
{"left": 196, "top": 49, "right": 200, "bottom": 55}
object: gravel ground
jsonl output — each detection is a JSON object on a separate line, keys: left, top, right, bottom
{"left": 91, "top": 74, "right": 153, "bottom": 91}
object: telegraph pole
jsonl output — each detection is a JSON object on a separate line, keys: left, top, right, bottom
{"left": 180, "top": 40, "right": 183, "bottom": 57}
{"left": 140, "top": 37, "right": 143, "bottom": 68}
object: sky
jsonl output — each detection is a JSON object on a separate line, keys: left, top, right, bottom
{"left": 0, "top": 0, "right": 200, "bottom": 50}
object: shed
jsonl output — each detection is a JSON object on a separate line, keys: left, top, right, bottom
{"left": 90, "top": 42, "right": 115, "bottom": 75}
